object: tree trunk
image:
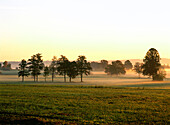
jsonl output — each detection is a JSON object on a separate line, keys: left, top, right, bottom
{"left": 37, "top": 75, "right": 38, "bottom": 82}
{"left": 81, "top": 73, "right": 83, "bottom": 82}
{"left": 52, "top": 73, "right": 54, "bottom": 82}
{"left": 69, "top": 77, "right": 71, "bottom": 82}
{"left": 45, "top": 77, "right": 46, "bottom": 82}
{"left": 22, "top": 76, "right": 24, "bottom": 82}
{"left": 152, "top": 75, "right": 155, "bottom": 81}
{"left": 139, "top": 73, "right": 140, "bottom": 79}
{"left": 64, "top": 74, "right": 66, "bottom": 82}
{"left": 34, "top": 76, "right": 35, "bottom": 82}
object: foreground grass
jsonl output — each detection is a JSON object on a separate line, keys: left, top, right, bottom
{"left": 0, "top": 84, "right": 170, "bottom": 124}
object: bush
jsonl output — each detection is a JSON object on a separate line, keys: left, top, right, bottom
{"left": 153, "top": 69, "right": 166, "bottom": 81}
{"left": 153, "top": 74, "right": 164, "bottom": 81}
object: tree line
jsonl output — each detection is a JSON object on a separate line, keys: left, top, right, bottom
{"left": 90, "top": 60, "right": 133, "bottom": 71}
{"left": 18, "top": 48, "right": 166, "bottom": 82}
{"left": 105, "top": 48, "right": 166, "bottom": 81}
{"left": 18, "top": 54, "right": 92, "bottom": 82}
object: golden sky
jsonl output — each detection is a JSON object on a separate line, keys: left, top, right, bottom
{"left": 0, "top": 0, "right": 170, "bottom": 61}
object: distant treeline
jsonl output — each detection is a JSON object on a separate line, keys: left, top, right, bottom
{"left": 0, "top": 61, "right": 12, "bottom": 70}
{"left": 91, "top": 60, "right": 133, "bottom": 71}
{"left": 91, "top": 60, "right": 170, "bottom": 71}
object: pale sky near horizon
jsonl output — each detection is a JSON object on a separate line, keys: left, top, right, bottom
{"left": 0, "top": 0, "right": 170, "bottom": 61}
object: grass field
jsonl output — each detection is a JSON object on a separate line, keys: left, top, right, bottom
{"left": 0, "top": 71, "right": 170, "bottom": 124}
{"left": 0, "top": 84, "right": 170, "bottom": 124}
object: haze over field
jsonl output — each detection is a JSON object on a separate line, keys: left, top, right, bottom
{"left": 0, "top": 0, "right": 170, "bottom": 61}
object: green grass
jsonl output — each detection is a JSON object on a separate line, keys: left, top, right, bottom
{"left": 0, "top": 84, "right": 170, "bottom": 124}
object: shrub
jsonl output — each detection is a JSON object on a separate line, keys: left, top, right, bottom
{"left": 153, "top": 69, "right": 166, "bottom": 81}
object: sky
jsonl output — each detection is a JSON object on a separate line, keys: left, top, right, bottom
{"left": 0, "top": 0, "right": 170, "bottom": 61}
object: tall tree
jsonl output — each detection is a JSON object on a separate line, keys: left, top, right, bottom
{"left": 134, "top": 62, "right": 143, "bottom": 78}
{"left": 18, "top": 59, "right": 30, "bottom": 82}
{"left": 77, "top": 56, "right": 92, "bottom": 82}
{"left": 57, "top": 55, "right": 69, "bottom": 82}
{"left": 105, "top": 60, "right": 126, "bottom": 75}
{"left": 28, "top": 53, "right": 44, "bottom": 82}
{"left": 43, "top": 66, "right": 50, "bottom": 82}
{"left": 142, "top": 48, "right": 161, "bottom": 80}
{"left": 49, "top": 56, "right": 58, "bottom": 82}
{"left": 67, "top": 61, "right": 78, "bottom": 82}
{"left": 124, "top": 60, "right": 133, "bottom": 70}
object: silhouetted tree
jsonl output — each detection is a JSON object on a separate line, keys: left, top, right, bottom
{"left": 124, "top": 60, "right": 133, "bottom": 70}
{"left": 3, "top": 61, "right": 8, "bottom": 67}
{"left": 67, "top": 61, "right": 78, "bottom": 82}
{"left": 28, "top": 53, "right": 44, "bottom": 82}
{"left": 142, "top": 48, "right": 161, "bottom": 80}
{"left": 0, "top": 63, "right": 1, "bottom": 68}
{"left": 49, "top": 56, "right": 58, "bottom": 82}
{"left": 18, "top": 59, "right": 30, "bottom": 82}
{"left": 105, "top": 60, "right": 126, "bottom": 75}
{"left": 77, "top": 56, "right": 92, "bottom": 82}
{"left": 57, "top": 55, "right": 69, "bottom": 82}
{"left": 101, "top": 60, "right": 108, "bottom": 70}
{"left": 134, "top": 62, "right": 143, "bottom": 78}
{"left": 1, "top": 61, "right": 11, "bottom": 70}
{"left": 43, "top": 66, "right": 50, "bottom": 82}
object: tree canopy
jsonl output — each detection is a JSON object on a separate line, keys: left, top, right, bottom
{"left": 124, "top": 60, "right": 133, "bottom": 70}
{"left": 49, "top": 56, "right": 58, "bottom": 82}
{"left": 18, "top": 59, "right": 30, "bottom": 82}
{"left": 134, "top": 62, "right": 143, "bottom": 78}
{"left": 57, "top": 55, "right": 69, "bottom": 82}
{"left": 77, "top": 56, "right": 92, "bottom": 82}
{"left": 28, "top": 53, "right": 44, "bottom": 82}
{"left": 105, "top": 60, "right": 126, "bottom": 75}
{"left": 142, "top": 48, "right": 162, "bottom": 80}
{"left": 67, "top": 61, "right": 78, "bottom": 82}
{"left": 43, "top": 66, "right": 50, "bottom": 82}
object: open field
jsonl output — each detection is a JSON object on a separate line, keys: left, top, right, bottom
{"left": 0, "top": 71, "right": 170, "bottom": 124}
{"left": 0, "top": 84, "right": 170, "bottom": 124}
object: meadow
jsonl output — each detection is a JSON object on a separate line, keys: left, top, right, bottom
{"left": 0, "top": 71, "right": 170, "bottom": 124}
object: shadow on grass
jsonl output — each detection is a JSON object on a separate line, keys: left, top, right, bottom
{"left": 0, "top": 111, "right": 78, "bottom": 124}
{"left": 0, "top": 81, "right": 67, "bottom": 84}
{"left": 1, "top": 118, "right": 47, "bottom": 125}
{"left": 120, "top": 83, "right": 170, "bottom": 88}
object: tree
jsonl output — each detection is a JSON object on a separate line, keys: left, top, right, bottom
{"left": 57, "top": 55, "right": 69, "bottom": 82}
{"left": 67, "top": 61, "right": 78, "bottom": 82}
{"left": 43, "top": 66, "right": 50, "bottom": 82}
{"left": 2, "top": 61, "right": 11, "bottom": 70}
{"left": 101, "top": 60, "right": 108, "bottom": 70}
{"left": 49, "top": 56, "right": 58, "bottom": 82}
{"left": 18, "top": 59, "right": 30, "bottom": 82}
{"left": 134, "top": 62, "right": 143, "bottom": 78}
{"left": 3, "top": 61, "right": 8, "bottom": 67}
{"left": 105, "top": 60, "right": 126, "bottom": 75}
{"left": 124, "top": 60, "right": 133, "bottom": 70}
{"left": 77, "top": 56, "right": 92, "bottom": 82}
{"left": 28, "top": 53, "right": 44, "bottom": 82}
{"left": 142, "top": 48, "right": 162, "bottom": 80}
